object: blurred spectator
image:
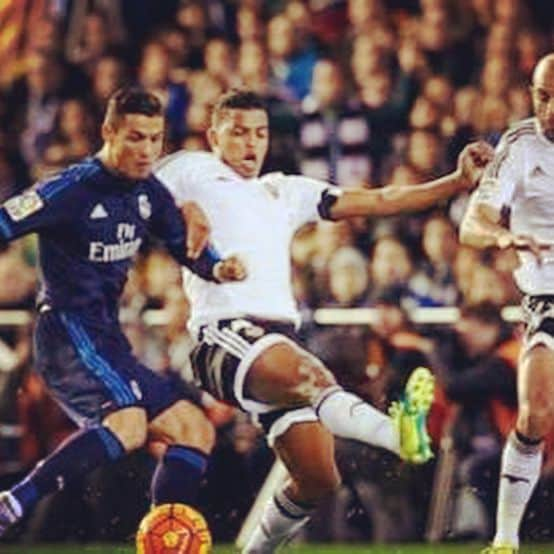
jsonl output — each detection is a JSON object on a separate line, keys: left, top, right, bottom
{"left": 5, "top": 51, "right": 65, "bottom": 168}
{"left": 346, "top": 0, "right": 387, "bottom": 35}
{"left": 236, "top": 5, "right": 265, "bottom": 42}
{"left": 267, "top": 13, "right": 318, "bottom": 100}
{"left": 368, "top": 235, "right": 414, "bottom": 305}
{"left": 326, "top": 246, "right": 369, "bottom": 307}
{"left": 435, "top": 303, "right": 517, "bottom": 539}
{"left": 203, "top": 37, "right": 237, "bottom": 89}
{"left": 299, "top": 58, "right": 371, "bottom": 186}
{"left": 88, "top": 55, "right": 129, "bottom": 123}
{"left": 41, "top": 98, "right": 96, "bottom": 171}
{"left": 407, "top": 214, "right": 459, "bottom": 308}
{"left": 137, "top": 40, "right": 188, "bottom": 146}
{"left": 67, "top": 10, "right": 121, "bottom": 77}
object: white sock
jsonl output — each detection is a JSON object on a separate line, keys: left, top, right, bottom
{"left": 494, "top": 431, "right": 543, "bottom": 548}
{"left": 242, "top": 489, "right": 312, "bottom": 554}
{"left": 315, "top": 386, "right": 400, "bottom": 455}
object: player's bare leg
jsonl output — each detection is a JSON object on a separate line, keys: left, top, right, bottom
{"left": 147, "top": 400, "right": 215, "bottom": 506}
{"left": 243, "top": 421, "right": 339, "bottom": 553}
{"left": 245, "top": 340, "right": 433, "bottom": 461}
{"left": 487, "top": 345, "right": 554, "bottom": 552}
{"left": 0, "top": 406, "right": 147, "bottom": 535}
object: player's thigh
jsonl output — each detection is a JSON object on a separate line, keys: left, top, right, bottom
{"left": 274, "top": 420, "right": 340, "bottom": 504}
{"left": 34, "top": 310, "right": 142, "bottom": 426}
{"left": 148, "top": 399, "right": 215, "bottom": 454}
{"left": 102, "top": 405, "right": 148, "bottom": 452}
{"left": 518, "top": 344, "right": 554, "bottom": 436}
{"left": 246, "top": 341, "right": 336, "bottom": 407}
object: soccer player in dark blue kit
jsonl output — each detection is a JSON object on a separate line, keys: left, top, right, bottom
{"left": 0, "top": 87, "right": 245, "bottom": 536}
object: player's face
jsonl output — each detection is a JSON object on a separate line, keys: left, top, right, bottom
{"left": 531, "top": 64, "right": 554, "bottom": 141}
{"left": 209, "top": 108, "right": 269, "bottom": 178}
{"left": 105, "top": 113, "right": 165, "bottom": 179}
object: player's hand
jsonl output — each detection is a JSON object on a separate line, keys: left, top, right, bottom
{"left": 457, "top": 141, "right": 495, "bottom": 189}
{"left": 213, "top": 255, "right": 247, "bottom": 282}
{"left": 498, "top": 233, "right": 549, "bottom": 265}
{"left": 182, "top": 201, "right": 211, "bottom": 259}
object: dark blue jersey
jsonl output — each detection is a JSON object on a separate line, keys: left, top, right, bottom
{"left": 0, "top": 157, "right": 219, "bottom": 324}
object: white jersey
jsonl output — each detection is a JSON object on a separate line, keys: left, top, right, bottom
{"left": 472, "top": 118, "right": 554, "bottom": 295}
{"left": 155, "top": 151, "right": 335, "bottom": 332}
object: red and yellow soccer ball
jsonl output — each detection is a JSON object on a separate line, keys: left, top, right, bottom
{"left": 136, "top": 503, "right": 212, "bottom": 554}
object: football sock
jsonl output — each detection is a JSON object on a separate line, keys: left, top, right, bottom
{"left": 314, "top": 386, "right": 400, "bottom": 455}
{"left": 151, "top": 445, "right": 208, "bottom": 505}
{"left": 11, "top": 426, "right": 125, "bottom": 514}
{"left": 494, "top": 430, "right": 543, "bottom": 548}
{"left": 243, "top": 489, "right": 313, "bottom": 554}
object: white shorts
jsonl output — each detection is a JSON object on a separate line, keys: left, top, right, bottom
{"left": 191, "top": 317, "right": 318, "bottom": 445}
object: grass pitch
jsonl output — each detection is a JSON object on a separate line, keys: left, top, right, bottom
{"left": 1, "top": 544, "right": 554, "bottom": 554}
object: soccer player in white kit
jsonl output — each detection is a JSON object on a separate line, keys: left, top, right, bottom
{"left": 157, "top": 90, "right": 492, "bottom": 553}
{"left": 461, "top": 53, "right": 554, "bottom": 554}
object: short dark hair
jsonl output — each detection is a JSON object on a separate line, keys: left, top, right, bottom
{"left": 104, "top": 87, "right": 163, "bottom": 128}
{"left": 211, "top": 89, "right": 268, "bottom": 127}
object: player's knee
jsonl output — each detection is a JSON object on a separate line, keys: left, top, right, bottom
{"left": 110, "top": 420, "right": 148, "bottom": 452}
{"left": 518, "top": 402, "right": 553, "bottom": 437}
{"left": 153, "top": 401, "right": 215, "bottom": 454}
{"left": 173, "top": 409, "right": 215, "bottom": 454}
{"left": 295, "top": 465, "right": 341, "bottom": 503}
{"left": 249, "top": 344, "right": 336, "bottom": 407}
{"left": 273, "top": 353, "right": 336, "bottom": 405}
{"left": 289, "top": 359, "right": 336, "bottom": 404}
{"left": 103, "top": 407, "right": 148, "bottom": 452}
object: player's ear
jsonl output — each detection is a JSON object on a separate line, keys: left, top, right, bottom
{"left": 101, "top": 122, "right": 115, "bottom": 143}
{"left": 206, "top": 126, "right": 218, "bottom": 150}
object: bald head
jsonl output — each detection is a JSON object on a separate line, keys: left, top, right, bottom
{"left": 531, "top": 53, "right": 554, "bottom": 141}
{"left": 533, "top": 53, "right": 554, "bottom": 88}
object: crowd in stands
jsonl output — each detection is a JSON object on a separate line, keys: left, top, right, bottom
{"left": 0, "top": 0, "right": 553, "bottom": 546}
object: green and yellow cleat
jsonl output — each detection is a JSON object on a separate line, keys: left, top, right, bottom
{"left": 481, "top": 546, "right": 518, "bottom": 554}
{"left": 389, "top": 366, "right": 435, "bottom": 464}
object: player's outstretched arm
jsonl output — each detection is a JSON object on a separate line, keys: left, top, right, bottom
{"left": 327, "top": 141, "right": 493, "bottom": 220}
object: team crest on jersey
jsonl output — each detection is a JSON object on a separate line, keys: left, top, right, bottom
{"left": 138, "top": 194, "right": 151, "bottom": 219}
{"left": 4, "top": 191, "right": 44, "bottom": 221}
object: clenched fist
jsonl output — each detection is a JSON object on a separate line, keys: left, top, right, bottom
{"left": 213, "top": 255, "right": 247, "bottom": 282}
{"left": 457, "top": 141, "right": 495, "bottom": 190}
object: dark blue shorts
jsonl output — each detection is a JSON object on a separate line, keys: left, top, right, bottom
{"left": 34, "top": 309, "right": 200, "bottom": 427}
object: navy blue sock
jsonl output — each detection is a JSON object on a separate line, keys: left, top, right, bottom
{"left": 11, "top": 426, "right": 125, "bottom": 513}
{"left": 151, "top": 445, "right": 208, "bottom": 506}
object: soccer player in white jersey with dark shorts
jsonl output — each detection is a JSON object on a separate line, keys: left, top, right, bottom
{"left": 461, "top": 53, "right": 554, "bottom": 554}
{"left": 156, "top": 89, "right": 492, "bottom": 553}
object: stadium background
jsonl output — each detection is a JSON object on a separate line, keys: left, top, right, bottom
{"left": 0, "top": 0, "right": 553, "bottom": 551}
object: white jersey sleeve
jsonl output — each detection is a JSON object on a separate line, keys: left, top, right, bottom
{"left": 154, "top": 151, "right": 234, "bottom": 204}
{"left": 473, "top": 126, "right": 525, "bottom": 212}
{"left": 260, "top": 172, "right": 337, "bottom": 229}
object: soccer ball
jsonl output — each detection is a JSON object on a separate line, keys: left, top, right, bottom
{"left": 136, "top": 503, "right": 212, "bottom": 553}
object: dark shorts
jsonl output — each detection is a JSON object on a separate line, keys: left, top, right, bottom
{"left": 34, "top": 309, "right": 200, "bottom": 427}
{"left": 191, "top": 317, "right": 319, "bottom": 446}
